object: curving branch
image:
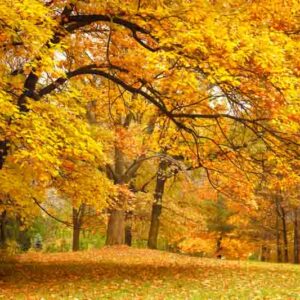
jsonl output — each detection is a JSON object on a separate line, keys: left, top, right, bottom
{"left": 34, "top": 62, "right": 297, "bottom": 156}
{"left": 38, "top": 66, "right": 176, "bottom": 124}
{"left": 33, "top": 197, "right": 72, "bottom": 227}
{"left": 172, "top": 113, "right": 269, "bottom": 124}
{"left": 66, "top": 14, "right": 151, "bottom": 34}
{"left": 36, "top": 64, "right": 278, "bottom": 144}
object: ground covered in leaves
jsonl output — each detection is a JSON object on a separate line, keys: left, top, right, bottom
{"left": 0, "top": 247, "right": 299, "bottom": 299}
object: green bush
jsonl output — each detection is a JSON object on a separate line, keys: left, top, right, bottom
{"left": 80, "top": 232, "right": 106, "bottom": 250}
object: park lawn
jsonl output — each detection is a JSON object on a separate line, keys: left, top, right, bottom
{"left": 0, "top": 247, "right": 299, "bottom": 299}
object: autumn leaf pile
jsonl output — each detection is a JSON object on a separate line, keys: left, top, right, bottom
{"left": 1, "top": 247, "right": 300, "bottom": 299}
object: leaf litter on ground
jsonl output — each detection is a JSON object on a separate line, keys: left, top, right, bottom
{"left": 0, "top": 246, "right": 299, "bottom": 299}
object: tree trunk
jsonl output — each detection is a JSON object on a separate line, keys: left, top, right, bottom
{"left": 148, "top": 203, "right": 162, "bottom": 249}
{"left": 275, "top": 196, "right": 288, "bottom": 263}
{"left": 148, "top": 159, "right": 168, "bottom": 249}
{"left": 72, "top": 227, "right": 80, "bottom": 251}
{"left": 125, "top": 225, "right": 132, "bottom": 246}
{"left": 105, "top": 145, "right": 126, "bottom": 246}
{"left": 72, "top": 208, "right": 80, "bottom": 251}
{"left": 276, "top": 214, "right": 282, "bottom": 263}
{"left": 215, "top": 232, "right": 223, "bottom": 257}
{"left": 0, "top": 141, "right": 8, "bottom": 249}
{"left": 106, "top": 210, "right": 125, "bottom": 245}
{"left": 261, "top": 245, "right": 268, "bottom": 262}
{"left": 294, "top": 208, "right": 299, "bottom": 264}
{"left": 281, "top": 207, "right": 289, "bottom": 263}
{"left": 0, "top": 210, "right": 7, "bottom": 248}
{"left": 0, "top": 141, "right": 8, "bottom": 169}
{"left": 125, "top": 211, "right": 133, "bottom": 246}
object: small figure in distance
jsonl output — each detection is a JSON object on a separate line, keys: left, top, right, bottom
{"left": 33, "top": 233, "right": 43, "bottom": 251}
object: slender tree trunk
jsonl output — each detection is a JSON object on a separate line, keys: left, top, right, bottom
{"left": 275, "top": 196, "right": 288, "bottom": 263}
{"left": 106, "top": 210, "right": 125, "bottom": 245}
{"left": 0, "top": 210, "right": 7, "bottom": 248}
{"left": 261, "top": 245, "right": 269, "bottom": 262}
{"left": 72, "top": 226, "right": 80, "bottom": 251}
{"left": 148, "top": 203, "right": 162, "bottom": 249}
{"left": 215, "top": 232, "right": 223, "bottom": 257}
{"left": 148, "top": 159, "right": 168, "bottom": 249}
{"left": 125, "top": 211, "right": 133, "bottom": 246}
{"left": 0, "top": 141, "right": 8, "bottom": 169}
{"left": 294, "top": 208, "right": 299, "bottom": 264}
{"left": 125, "top": 225, "right": 132, "bottom": 246}
{"left": 0, "top": 142, "right": 8, "bottom": 249}
{"left": 72, "top": 208, "right": 80, "bottom": 251}
{"left": 281, "top": 207, "right": 289, "bottom": 263}
{"left": 276, "top": 214, "right": 282, "bottom": 263}
{"left": 72, "top": 205, "right": 86, "bottom": 251}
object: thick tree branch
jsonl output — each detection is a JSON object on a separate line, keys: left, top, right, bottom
{"left": 66, "top": 14, "right": 153, "bottom": 37}
{"left": 172, "top": 113, "right": 269, "bottom": 124}
{"left": 36, "top": 65, "right": 296, "bottom": 154}
{"left": 17, "top": 72, "right": 39, "bottom": 111}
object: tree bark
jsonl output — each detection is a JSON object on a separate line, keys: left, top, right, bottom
{"left": 275, "top": 196, "right": 288, "bottom": 263}
{"left": 215, "top": 232, "right": 223, "bottom": 257}
{"left": 294, "top": 208, "right": 299, "bottom": 264}
{"left": 72, "top": 226, "right": 80, "bottom": 251}
{"left": 106, "top": 145, "right": 126, "bottom": 245}
{"left": 261, "top": 245, "right": 269, "bottom": 262}
{"left": 125, "top": 224, "right": 132, "bottom": 246}
{"left": 125, "top": 211, "right": 133, "bottom": 246}
{"left": 72, "top": 205, "right": 86, "bottom": 251}
{"left": 106, "top": 210, "right": 125, "bottom": 245}
{"left": 148, "top": 159, "right": 168, "bottom": 249}
{"left": 72, "top": 208, "right": 80, "bottom": 251}
{"left": 281, "top": 207, "right": 289, "bottom": 263}
{"left": 276, "top": 214, "right": 282, "bottom": 263}
{"left": 0, "top": 210, "right": 7, "bottom": 248}
{"left": 0, "top": 141, "right": 8, "bottom": 169}
{"left": 148, "top": 203, "right": 162, "bottom": 249}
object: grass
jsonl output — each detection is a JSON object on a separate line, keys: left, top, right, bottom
{"left": 0, "top": 246, "right": 299, "bottom": 299}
